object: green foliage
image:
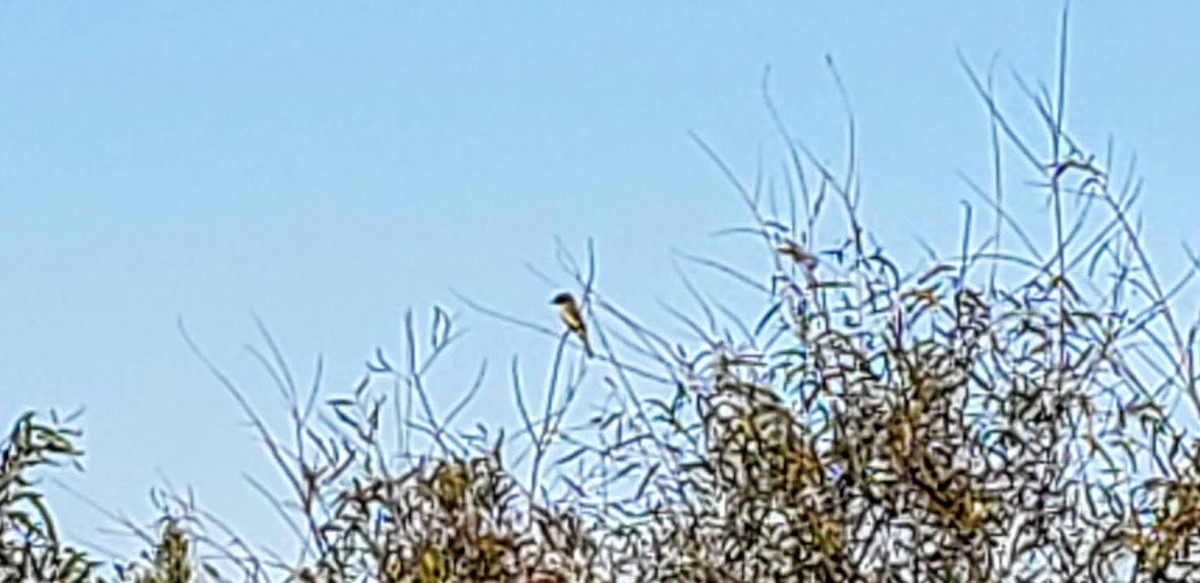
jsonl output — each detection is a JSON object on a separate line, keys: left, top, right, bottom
{"left": 0, "top": 411, "right": 97, "bottom": 582}
{"left": 128, "top": 521, "right": 194, "bottom": 583}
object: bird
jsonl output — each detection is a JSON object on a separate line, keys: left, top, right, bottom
{"left": 550, "top": 292, "right": 593, "bottom": 358}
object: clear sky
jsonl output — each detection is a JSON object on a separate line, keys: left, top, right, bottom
{"left": 3, "top": 0, "right": 1199, "bottom": 566}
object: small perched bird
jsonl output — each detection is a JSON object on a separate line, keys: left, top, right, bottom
{"left": 550, "top": 292, "right": 593, "bottom": 357}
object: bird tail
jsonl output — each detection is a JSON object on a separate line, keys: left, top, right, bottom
{"left": 581, "top": 332, "right": 594, "bottom": 358}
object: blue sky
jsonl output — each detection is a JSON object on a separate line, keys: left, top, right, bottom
{"left": 3, "top": 0, "right": 1199, "bottom": 565}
